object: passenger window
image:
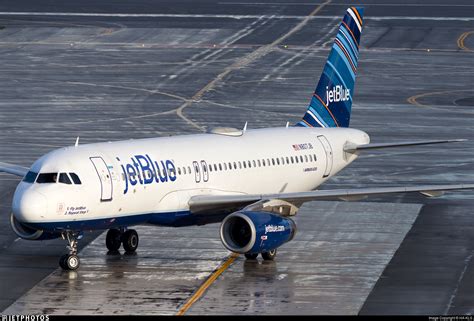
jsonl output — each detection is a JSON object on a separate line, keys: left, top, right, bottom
{"left": 248, "top": 161, "right": 251, "bottom": 168}
{"left": 234, "top": 162, "right": 237, "bottom": 169}
{"left": 238, "top": 161, "right": 242, "bottom": 169}
{"left": 305, "top": 155, "right": 308, "bottom": 162}
{"left": 252, "top": 160, "right": 256, "bottom": 167}
{"left": 286, "top": 157, "right": 289, "bottom": 164}
{"left": 262, "top": 159, "right": 266, "bottom": 166}
{"left": 219, "top": 164, "right": 222, "bottom": 171}
{"left": 243, "top": 162, "right": 247, "bottom": 169}
{"left": 58, "top": 173, "right": 72, "bottom": 184}
{"left": 23, "top": 171, "right": 38, "bottom": 183}
{"left": 313, "top": 154, "right": 317, "bottom": 161}
{"left": 209, "top": 165, "right": 213, "bottom": 172}
{"left": 214, "top": 164, "right": 218, "bottom": 171}
{"left": 188, "top": 166, "right": 192, "bottom": 173}
{"left": 272, "top": 159, "right": 275, "bottom": 166}
{"left": 276, "top": 158, "right": 280, "bottom": 165}
{"left": 228, "top": 162, "right": 232, "bottom": 170}
{"left": 295, "top": 157, "right": 299, "bottom": 163}
{"left": 36, "top": 173, "right": 58, "bottom": 184}
{"left": 178, "top": 168, "right": 181, "bottom": 175}
{"left": 291, "top": 156, "right": 294, "bottom": 164}
{"left": 223, "top": 163, "right": 227, "bottom": 170}
{"left": 69, "top": 173, "right": 82, "bottom": 185}
{"left": 257, "top": 160, "right": 261, "bottom": 167}
{"left": 300, "top": 155, "right": 304, "bottom": 162}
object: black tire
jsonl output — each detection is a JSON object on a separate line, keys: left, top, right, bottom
{"left": 59, "top": 254, "right": 69, "bottom": 270}
{"left": 66, "top": 254, "right": 80, "bottom": 270}
{"left": 244, "top": 253, "right": 258, "bottom": 260}
{"left": 106, "top": 229, "right": 122, "bottom": 251}
{"left": 122, "top": 229, "right": 139, "bottom": 253}
{"left": 261, "top": 249, "right": 277, "bottom": 261}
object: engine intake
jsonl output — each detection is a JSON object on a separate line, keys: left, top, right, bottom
{"left": 10, "top": 213, "right": 60, "bottom": 240}
{"left": 220, "top": 211, "right": 296, "bottom": 254}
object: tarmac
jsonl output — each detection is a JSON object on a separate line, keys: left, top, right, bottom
{"left": 0, "top": 0, "right": 473, "bottom": 315}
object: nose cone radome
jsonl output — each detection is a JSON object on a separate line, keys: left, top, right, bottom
{"left": 12, "top": 188, "right": 48, "bottom": 223}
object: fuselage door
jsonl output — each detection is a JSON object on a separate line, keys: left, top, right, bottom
{"left": 193, "top": 161, "right": 201, "bottom": 183}
{"left": 317, "top": 135, "right": 333, "bottom": 178}
{"left": 90, "top": 156, "right": 113, "bottom": 201}
{"left": 201, "top": 160, "right": 209, "bottom": 182}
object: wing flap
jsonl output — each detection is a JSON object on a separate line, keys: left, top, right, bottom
{"left": 0, "top": 162, "right": 29, "bottom": 177}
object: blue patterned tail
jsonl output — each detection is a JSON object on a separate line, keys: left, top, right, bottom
{"left": 296, "top": 7, "right": 364, "bottom": 128}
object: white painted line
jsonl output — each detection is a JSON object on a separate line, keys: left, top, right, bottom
{"left": 220, "top": 2, "right": 474, "bottom": 7}
{"left": 0, "top": 12, "right": 473, "bottom": 21}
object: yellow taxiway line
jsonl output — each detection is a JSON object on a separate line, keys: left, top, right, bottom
{"left": 176, "top": 253, "right": 239, "bottom": 316}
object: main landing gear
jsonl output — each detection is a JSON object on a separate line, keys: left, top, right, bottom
{"left": 59, "top": 231, "right": 81, "bottom": 271}
{"left": 106, "top": 228, "right": 139, "bottom": 253}
{"left": 244, "top": 249, "right": 277, "bottom": 261}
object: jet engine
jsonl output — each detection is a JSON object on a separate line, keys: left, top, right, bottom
{"left": 220, "top": 211, "right": 296, "bottom": 254}
{"left": 10, "top": 213, "right": 60, "bottom": 240}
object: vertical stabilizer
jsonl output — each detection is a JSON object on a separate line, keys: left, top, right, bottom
{"left": 297, "top": 7, "right": 364, "bottom": 128}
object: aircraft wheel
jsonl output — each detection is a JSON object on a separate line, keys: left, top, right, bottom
{"left": 59, "top": 254, "right": 69, "bottom": 270}
{"left": 122, "top": 229, "right": 139, "bottom": 253}
{"left": 244, "top": 253, "right": 258, "bottom": 260}
{"left": 106, "top": 229, "right": 122, "bottom": 251}
{"left": 261, "top": 249, "right": 277, "bottom": 261}
{"left": 66, "top": 254, "right": 80, "bottom": 270}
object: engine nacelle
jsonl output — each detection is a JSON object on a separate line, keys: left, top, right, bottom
{"left": 220, "top": 211, "right": 296, "bottom": 254}
{"left": 10, "top": 213, "right": 60, "bottom": 240}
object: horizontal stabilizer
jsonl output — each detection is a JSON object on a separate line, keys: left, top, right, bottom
{"left": 344, "top": 139, "right": 466, "bottom": 153}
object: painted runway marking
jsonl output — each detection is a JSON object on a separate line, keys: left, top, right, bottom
{"left": 407, "top": 89, "right": 474, "bottom": 110}
{"left": 221, "top": 2, "right": 474, "bottom": 7}
{"left": 176, "top": 253, "right": 239, "bottom": 315}
{"left": 176, "top": 0, "right": 333, "bottom": 131}
{"left": 457, "top": 31, "right": 474, "bottom": 52}
{"left": 0, "top": 12, "right": 473, "bottom": 21}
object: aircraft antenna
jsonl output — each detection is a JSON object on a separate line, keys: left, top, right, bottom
{"left": 243, "top": 122, "right": 248, "bottom": 133}
{"left": 75, "top": 136, "right": 80, "bottom": 147}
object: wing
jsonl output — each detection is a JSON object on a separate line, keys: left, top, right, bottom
{"left": 0, "top": 162, "right": 29, "bottom": 177}
{"left": 344, "top": 139, "right": 465, "bottom": 153}
{"left": 189, "top": 184, "right": 474, "bottom": 214}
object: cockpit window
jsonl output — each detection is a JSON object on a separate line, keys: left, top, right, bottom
{"left": 23, "top": 171, "right": 38, "bottom": 183}
{"left": 36, "top": 173, "right": 58, "bottom": 184}
{"left": 69, "top": 173, "right": 82, "bottom": 185}
{"left": 58, "top": 173, "right": 72, "bottom": 185}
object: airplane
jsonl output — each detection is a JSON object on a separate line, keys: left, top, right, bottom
{"left": 1, "top": 7, "right": 473, "bottom": 271}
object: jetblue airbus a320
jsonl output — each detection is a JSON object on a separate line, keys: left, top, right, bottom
{"left": 1, "top": 7, "right": 472, "bottom": 271}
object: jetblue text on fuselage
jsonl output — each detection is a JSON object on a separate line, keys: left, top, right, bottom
{"left": 120, "top": 154, "right": 176, "bottom": 194}
{"left": 325, "top": 85, "right": 350, "bottom": 105}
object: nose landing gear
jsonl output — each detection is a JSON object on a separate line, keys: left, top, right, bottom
{"left": 59, "top": 231, "right": 81, "bottom": 271}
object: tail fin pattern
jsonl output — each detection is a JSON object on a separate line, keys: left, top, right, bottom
{"left": 297, "top": 7, "right": 364, "bottom": 128}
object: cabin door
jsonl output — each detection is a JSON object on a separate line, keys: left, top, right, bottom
{"left": 90, "top": 156, "right": 113, "bottom": 201}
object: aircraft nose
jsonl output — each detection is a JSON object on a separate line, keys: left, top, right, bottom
{"left": 12, "top": 188, "right": 48, "bottom": 223}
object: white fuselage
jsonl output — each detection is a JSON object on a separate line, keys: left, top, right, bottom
{"left": 12, "top": 127, "right": 369, "bottom": 231}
